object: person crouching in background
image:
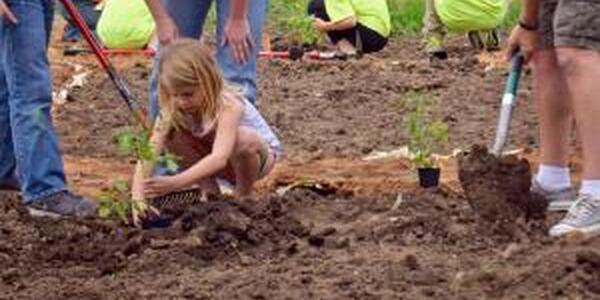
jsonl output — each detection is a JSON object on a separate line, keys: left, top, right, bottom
{"left": 307, "top": 0, "right": 391, "bottom": 56}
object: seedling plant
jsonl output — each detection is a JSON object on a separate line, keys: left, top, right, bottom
{"left": 404, "top": 92, "right": 449, "bottom": 169}
{"left": 97, "top": 128, "right": 179, "bottom": 224}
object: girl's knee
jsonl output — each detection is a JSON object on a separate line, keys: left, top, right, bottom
{"left": 233, "top": 127, "right": 263, "bottom": 158}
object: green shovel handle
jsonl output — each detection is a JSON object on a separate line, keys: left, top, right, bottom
{"left": 504, "top": 53, "right": 525, "bottom": 97}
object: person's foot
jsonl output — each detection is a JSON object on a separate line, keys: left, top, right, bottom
{"left": 26, "top": 191, "right": 97, "bottom": 218}
{"left": 0, "top": 181, "right": 20, "bottom": 191}
{"left": 530, "top": 178, "right": 575, "bottom": 212}
{"left": 483, "top": 28, "right": 500, "bottom": 51}
{"left": 467, "top": 31, "right": 484, "bottom": 50}
{"left": 549, "top": 194, "right": 600, "bottom": 237}
{"left": 337, "top": 39, "right": 358, "bottom": 57}
{"left": 425, "top": 35, "right": 447, "bottom": 61}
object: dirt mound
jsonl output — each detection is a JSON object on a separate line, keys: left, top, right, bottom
{"left": 160, "top": 194, "right": 310, "bottom": 262}
{"left": 5, "top": 188, "right": 600, "bottom": 299}
{"left": 0, "top": 190, "right": 309, "bottom": 277}
{"left": 458, "top": 145, "right": 548, "bottom": 223}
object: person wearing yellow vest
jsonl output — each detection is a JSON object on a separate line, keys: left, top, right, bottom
{"left": 307, "top": 0, "right": 390, "bottom": 56}
{"left": 96, "top": 0, "right": 156, "bottom": 49}
{"left": 423, "top": 0, "right": 509, "bottom": 60}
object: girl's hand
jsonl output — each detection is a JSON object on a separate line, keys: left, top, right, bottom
{"left": 222, "top": 18, "right": 253, "bottom": 65}
{"left": 0, "top": 1, "right": 18, "bottom": 24}
{"left": 313, "top": 18, "right": 329, "bottom": 32}
{"left": 131, "top": 200, "right": 160, "bottom": 227}
{"left": 144, "top": 175, "right": 185, "bottom": 198}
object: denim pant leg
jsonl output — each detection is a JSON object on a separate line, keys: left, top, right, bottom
{"left": 0, "top": 33, "right": 17, "bottom": 188}
{"left": 58, "top": 0, "right": 101, "bottom": 42}
{"left": 148, "top": 0, "right": 213, "bottom": 121}
{"left": 216, "top": 0, "right": 267, "bottom": 106}
{"left": 0, "top": 0, "right": 67, "bottom": 203}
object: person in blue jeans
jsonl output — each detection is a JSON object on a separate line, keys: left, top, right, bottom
{"left": 0, "top": 0, "right": 96, "bottom": 217}
{"left": 58, "top": 0, "right": 102, "bottom": 42}
{"left": 144, "top": 0, "right": 267, "bottom": 121}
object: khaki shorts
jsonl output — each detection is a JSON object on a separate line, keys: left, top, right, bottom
{"left": 539, "top": 0, "right": 600, "bottom": 50}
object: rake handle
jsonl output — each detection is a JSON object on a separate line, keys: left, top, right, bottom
{"left": 58, "top": 0, "right": 150, "bottom": 131}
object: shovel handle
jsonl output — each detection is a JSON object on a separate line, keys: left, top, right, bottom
{"left": 491, "top": 54, "right": 525, "bottom": 156}
{"left": 504, "top": 54, "right": 525, "bottom": 98}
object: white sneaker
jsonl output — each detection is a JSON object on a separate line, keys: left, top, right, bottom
{"left": 549, "top": 194, "right": 600, "bottom": 237}
{"left": 530, "top": 178, "right": 575, "bottom": 212}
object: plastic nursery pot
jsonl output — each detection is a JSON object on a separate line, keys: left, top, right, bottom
{"left": 141, "top": 215, "right": 173, "bottom": 230}
{"left": 417, "top": 167, "right": 441, "bottom": 188}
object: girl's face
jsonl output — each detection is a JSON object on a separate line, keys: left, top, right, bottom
{"left": 170, "top": 85, "right": 200, "bottom": 111}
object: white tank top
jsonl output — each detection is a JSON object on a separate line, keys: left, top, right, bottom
{"left": 239, "top": 97, "right": 283, "bottom": 159}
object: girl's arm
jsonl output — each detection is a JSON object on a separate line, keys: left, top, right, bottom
{"left": 172, "top": 99, "right": 244, "bottom": 188}
{"left": 131, "top": 117, "right": 169, "bottom": 200}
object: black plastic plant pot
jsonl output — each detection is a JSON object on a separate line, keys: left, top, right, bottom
{"left": 141, "top": 215, "right": 172, "bottom": 230}
{"left": 417, "top": 167, "right": 441, "bottom": 188}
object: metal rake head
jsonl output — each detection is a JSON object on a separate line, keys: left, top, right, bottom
{"left": 149, "top": 188, "right": 209, "bottom": 211}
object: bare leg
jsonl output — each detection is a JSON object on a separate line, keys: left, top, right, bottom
{"left": 557, "top": 48, "right": 600, "bottom": 179}
{"left": 229, "top": 127, "right": 264, "bottom": 199}
{"left": 422, "top": 0, "right": 446, "bottom": 55}
{"left": 534, "top": 50, "right": 572, "bottom": 168}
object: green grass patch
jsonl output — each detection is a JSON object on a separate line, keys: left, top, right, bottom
{"left": 388, "top": 0, "right": 426, "bottom": 36}
{"left": 268, "top": 0, "right": 321, "bottom": 46}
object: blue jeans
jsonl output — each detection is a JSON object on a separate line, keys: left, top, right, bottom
{"left": 58, "top": 0, "right": 101, "bottom": 42}
{"left": 0, "top": 0, "right": 68, "bottom": 203}
{"left": 148, "top": 0, "right": 268, "bottom": 120}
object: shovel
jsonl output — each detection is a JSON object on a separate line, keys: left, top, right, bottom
{"left": 59, "top": 0, "right": 150, "bottom": 130}
{"left": 490, "top": 54, "right": 525, "bottom": 156}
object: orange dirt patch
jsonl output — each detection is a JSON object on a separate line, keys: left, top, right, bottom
{"left": 259, "top": 156, "right": 463, "bottom": 197}
{"left": 64, "top": 155, "right": 132, "bottom": 198}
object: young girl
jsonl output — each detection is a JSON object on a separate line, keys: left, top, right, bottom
{"left": 131, "top": 39, "right": 282, "bottom": 208}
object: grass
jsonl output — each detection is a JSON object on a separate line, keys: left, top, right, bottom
{"left": 388, "top": 0, "right": 426, "bottom": 36}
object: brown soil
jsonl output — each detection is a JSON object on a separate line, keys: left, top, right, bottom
{"left": 458, "top": 145, "right": 548, "bottom": 223}
{"left": 3, "top": 187, "right": 600, "bottom": 300}
{"left": 3, "top": 19, "right": 593, "bottom": 299}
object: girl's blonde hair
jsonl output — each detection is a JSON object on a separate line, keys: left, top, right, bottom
{"left": 158, "top": 39, "right": 227, "bottom": 131}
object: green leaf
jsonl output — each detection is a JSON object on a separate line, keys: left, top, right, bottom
{"left": 159, "top": 152, "right": 180, "bottom": 173}
{"left": 402, "top": 92, "right": 448, "bottom": 168}
{"left": 98, "top": 205, "right": 112, "bottom": 218}
{"left": 115, "top": 130, "right": 136, "bottom": 156}
{"left": 113, "top": 180, "right": 130, "bottom": 193}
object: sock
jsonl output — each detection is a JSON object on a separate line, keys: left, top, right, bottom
{"left": 580, "top": 180, "right": 600, "bottom": 198}
{"left": 536, "top": 164, "right": 571, "bottom": 191}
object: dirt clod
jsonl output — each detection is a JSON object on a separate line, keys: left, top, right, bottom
{"left": 458, "top": 145, "right": 548, "bottom": 223}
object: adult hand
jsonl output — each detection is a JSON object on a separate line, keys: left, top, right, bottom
{"left": 505, "top": 25, "right": 539, "bottom": 63}
{"left": 222, "top": 18, "right": 253, "bottom": 64}
{"left": 144, "top": 175, "right": 184, "bottom": 198}
{"left": 155, "top": 16, "right": 180, "bottom": 46}
{"left": 0, "top": 1, "right": 18, "bottom": 24}
{"left": 312, "top": 18, "right": 329, "bottom": 32}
